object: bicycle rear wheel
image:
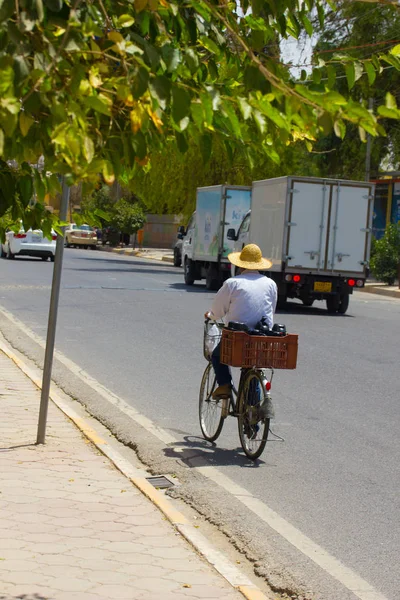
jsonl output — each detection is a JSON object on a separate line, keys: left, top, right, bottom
{"left": 199, "top": 363, "right": 224, "bottom": 442}
{"left": 238, "top": 370, "right": 269, "bottom": 460}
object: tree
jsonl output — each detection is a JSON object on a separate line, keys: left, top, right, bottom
{"left": 311, "top": 1, "right": 400, "bottom": 178}
{"left": 1, "top": 0, "right": 400, "bottom": 240}
{"left": 131, "top": 136, "right": 319, "bottom": 217}
{"left": 112, "top": 199, "right": 146, "bottom": 236}
{"left": 370, "top": 223, "right": 400, "bottom": 285}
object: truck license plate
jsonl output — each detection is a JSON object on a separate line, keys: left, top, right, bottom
{"left": 314, "top": 281, "right": 332, "bottom": 293}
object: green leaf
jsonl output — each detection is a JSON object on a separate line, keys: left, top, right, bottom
{"left": 364, "top": 62, "right": 376, "bottom": 85}
{"left": 162, "top": 46, "right": 181, "bottom": 73}
{"left": 85, "top": 94, "right": 112, "bottom": 116}
{"left": 18, "top": 174, "right": 33, "bottom": 207}
{"left": 345, "top": 63, "right": 355, "bottom": 91}
{"left": 34, "top": 170, "right": 46, "bottom": 204}
{"left": 302, "top": 14, "right": 313, "bottom": 36}
{"left": 131, "top": 67, "right": 149, "bottom": 100}
{"left": 334, "top": 119, "right": 346, "bottom": 139}
{"left": 0, "top": 64, "right": 13, "bottom": 94}
{"left": 185, "top": 48, "right": 199, "bottom": 74}
{"left": 118, "top": 14, "right": 135, "bottom": 27}
{"left": 83, "top": 135, "right": 95, "bottom": 163}
{"left": 0, "top": 128, "right": 3, "bottom": 156}
{"left": 149, "top": 76, "right": 171, "bottom": 109}
{"left": 199, "top": 36, "right": 220, "bottom": 56}
{"left": 391, "top": 44, "right": 400, "bottom": 57}
{"left": 354, "top": 61, "right": 363, "bottom": 83}
{"left": 312, "top": 68, "right": 321, "bottom": 85}
{"left": 377, "top": 106, "right": 400, "bottom": 120}
{"left": 327, "top": 65, "right": 336, "bottom": 89}
{"left": 386, "top": 92, "right": 397, "bottom": 110}
{"left": 300, "top": 69, "right": 307, "bottom": 82}
{"left": 221, "top": 101, "right": 241, "bottom": 138}
{"left": 317, "top": 4, "right": 325, "bottom": 28}
{"left": 20, "top": 112, "right": 34, "bottom": 137}
{"left": 172, "top": 87, "right": 191, "bottom": 123}
{"left": 238, "top": 97, "right": 252, "bottom": 120}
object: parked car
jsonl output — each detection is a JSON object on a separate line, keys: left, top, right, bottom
{"left": 1, "top": 227, "right": 56, "bottom": 261}
{"left": 173, "top": 225, "right": 187, "bottom": 267}
{"left": 101, "top": 226, "right": 120, "bottom": 247}
{"left": 65, "top": 224, "right": 97, "bottom": 249}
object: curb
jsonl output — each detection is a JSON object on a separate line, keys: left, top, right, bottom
{"left": 356, "top": 286, "right": 400, "bottom": 300}
{"left": 0, "top": 337, "right": 270, "bottom": 600}
{"left": 98, "top": 246, "right": 174, "bottom": 263}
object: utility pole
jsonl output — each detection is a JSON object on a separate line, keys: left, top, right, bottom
{"left": 365, "top": 98, "right": 374, "bottom": 182}
{"left": 36, "top": 178, "right": 70, "bottom": 444}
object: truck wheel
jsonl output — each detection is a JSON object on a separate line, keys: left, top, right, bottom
{"left": 206, "top": 266, "right": 220, "bottom": 291}
{"left": 173, "top": 248, "right": 182, "bottom": 267}
{"left": 184, "top": 258, "right": 195, "bottom": 285}
{"left": 338, "top": 294, "right": 350, "bottom": 315}
{"left": 326, "top": 295, "right": 339, "bottom": 313}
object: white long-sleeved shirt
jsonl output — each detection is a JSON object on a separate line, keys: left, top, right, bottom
{"left": 210, "top": 271, "right": 278, "bottom": 329}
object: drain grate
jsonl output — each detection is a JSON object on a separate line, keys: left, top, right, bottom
{"left": 146, "top": 475, "right": 176, "bottom": 490}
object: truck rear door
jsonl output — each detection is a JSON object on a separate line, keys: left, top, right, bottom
{"left": 326, "top": 184, "right": 371, "bottom": 274}
{"left": 222, "top": 187, "right": 251, "bottom": 258}
{"left": 286, "top": 180, "right": 329, "bottom": 270}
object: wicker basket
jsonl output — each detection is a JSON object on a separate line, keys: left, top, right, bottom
{"left": 220, "top": 329, "right": 298, "bottom": 369}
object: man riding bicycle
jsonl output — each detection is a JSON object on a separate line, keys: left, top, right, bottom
{"left": 205, "top": 243, "right": 277, "bottom": 400}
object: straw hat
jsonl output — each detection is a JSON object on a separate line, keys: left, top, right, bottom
{"left": 228, "top": 244, "right": 272, "bottom": 270}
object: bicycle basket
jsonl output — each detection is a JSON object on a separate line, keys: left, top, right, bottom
{"left": 220, "top": 329, "right": 298, "bottom": 369}
{"left": 203, "top": 321, "right": 223, "bottom": 360}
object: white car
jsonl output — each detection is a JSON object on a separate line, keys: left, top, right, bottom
{"left": 64, "top": 224, "right": 97, "bottom": 249}
{"left": 1, "top": 228, "right": 56, "bottom": 261}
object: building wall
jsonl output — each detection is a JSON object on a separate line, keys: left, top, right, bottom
{"left": 142, "top": 214, "right": 183, "bottom": 249}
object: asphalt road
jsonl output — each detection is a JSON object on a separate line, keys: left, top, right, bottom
{"left": 1, "top": 249, "right": 399, "bottom": 600}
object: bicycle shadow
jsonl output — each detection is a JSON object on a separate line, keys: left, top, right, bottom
{"left": 163, "top": 435, "right": 268, "bottom": 468}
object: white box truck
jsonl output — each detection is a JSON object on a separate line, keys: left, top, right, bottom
{"left": 182, "top": 185, "right": 251, "bottom": 290}
{"left": 227, "top": 176, "right": 374, "bottom": 314}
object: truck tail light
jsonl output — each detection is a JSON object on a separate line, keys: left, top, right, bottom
{"left": 356, "top": 279, "right": 364, "bottom": 287}
{"left": 348, "top": 279, "right": 355, "bottom": 287}
{"left": 293, "top": 274, "right": 301, "bottom": 283}
{"left": 15, "top": 233, "right": 26, "bottom": 239}
{"left": 285, "top": 274, "right": 292, "bottom": 282}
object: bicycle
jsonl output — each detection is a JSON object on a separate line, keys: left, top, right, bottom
{"left": 199, "top": 319, "right": 276, "bottom": 460}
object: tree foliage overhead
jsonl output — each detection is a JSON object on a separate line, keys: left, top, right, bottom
{"left": 1, "top": 0, "right": 400, "bottom": 233}
{"left": 311, "top": 0, "right": 400, "bottom": 179}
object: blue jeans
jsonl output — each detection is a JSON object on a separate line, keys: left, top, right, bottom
{"left": 211, "top": 343, "right": 232, "bottom": 386}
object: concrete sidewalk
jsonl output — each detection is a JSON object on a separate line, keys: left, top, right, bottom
{"left": 98, "top": 246, "right": 174, "bottom": 264}
{"left": 0, "top": 349, "right": 250, "bottom": 600}
{"left": 356, "top": 281, "right": 400, "bottom": 300}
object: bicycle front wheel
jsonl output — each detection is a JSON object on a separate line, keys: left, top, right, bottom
{"left": 238, "top": 370, "right": 269, "bottom": 460}
{"left": 199, "top": 363, "right": 224, "bottom": 442}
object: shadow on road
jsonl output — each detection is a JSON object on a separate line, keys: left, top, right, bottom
{"left": 168, "top": 283, "right": 211, "bottom": 294}
{"left": 163, "top": 435, "right": 267, "bottom": 468}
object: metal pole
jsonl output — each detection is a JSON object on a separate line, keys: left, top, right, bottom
{"left": 36, "top": 178, "right": 70, "bottom": 444}
{"left": 365, "top": 98, "right": 374, "bottom": 182}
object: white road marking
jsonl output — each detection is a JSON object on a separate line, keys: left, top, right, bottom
{"left": 0, "top": 305, "right": 390, "bottom": 600}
